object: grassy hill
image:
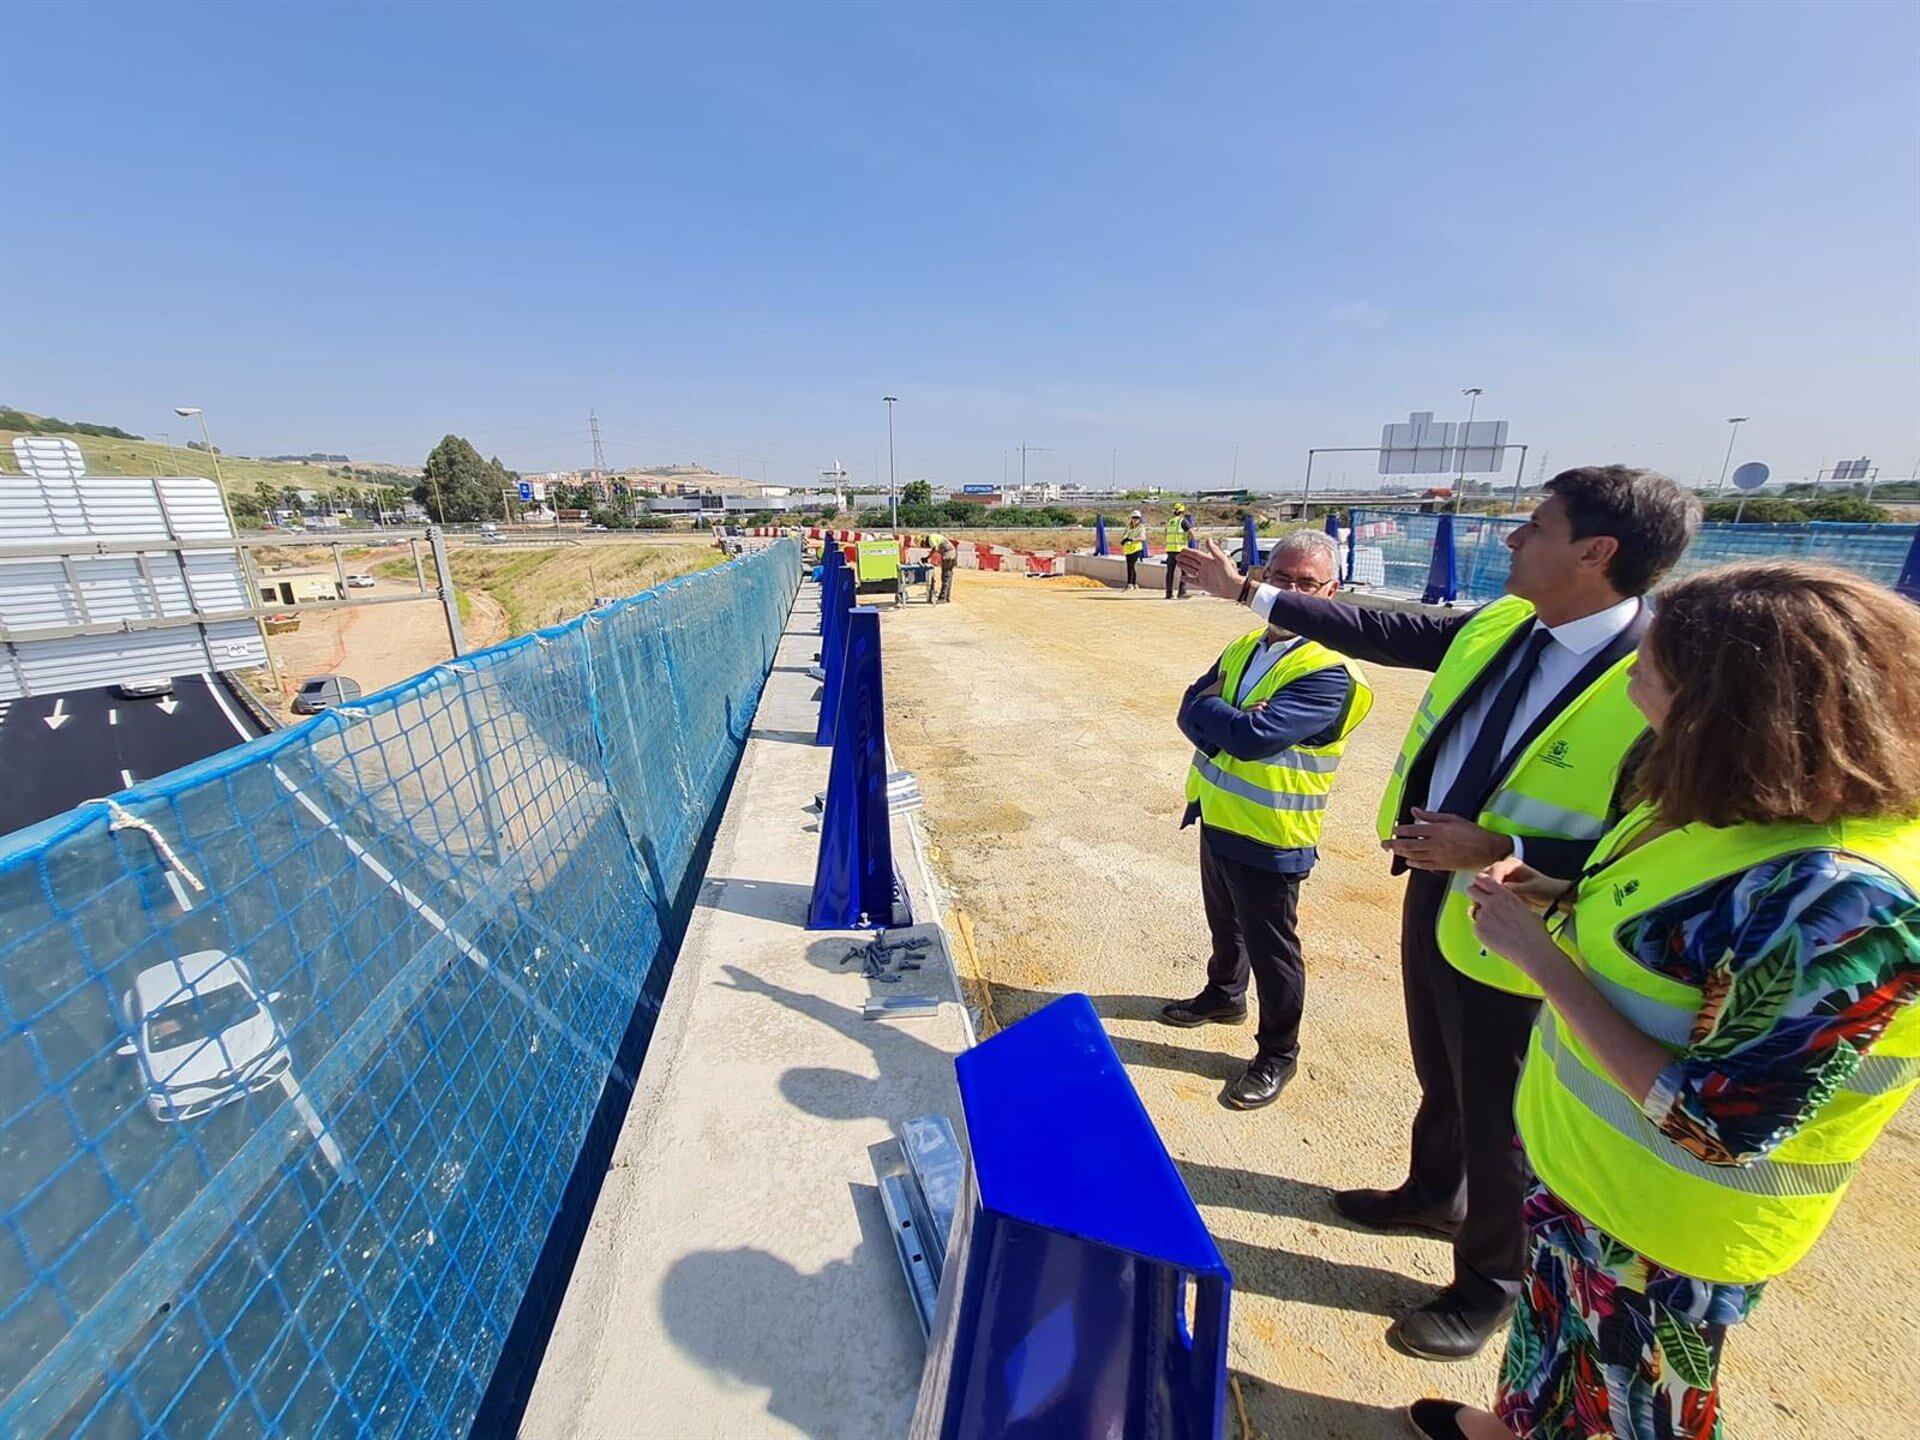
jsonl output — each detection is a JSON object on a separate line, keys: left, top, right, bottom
{"left": 0, "top": 408, "right": 416, "bottom": 497}
{"left": 372, "top": 541, "right": 723, "bottom": 636}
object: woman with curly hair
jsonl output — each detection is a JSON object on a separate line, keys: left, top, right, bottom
{"left": 1409, "top": 563, "right": 1920, "bottom": 1440}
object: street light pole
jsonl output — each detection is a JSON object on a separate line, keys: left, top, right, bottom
{"left": 1453, "top": 388, "right": 1482, "bottom": 514}
{"left": 1713, "top": 416, "right": 1749, "bottom": 494}
{"left": 883, "top": 396, "right": 899, "bottom": 529}
{"left": 175, "top": 406, "right": 241, "bottom": 535}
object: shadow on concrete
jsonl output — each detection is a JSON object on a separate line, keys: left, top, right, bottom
{"left": 697, "top": 876, "right": 815, "bottom": 923}
{"left": 656, "top": 1181, "right": 921, "bottom": 1438}
{"left": 1232, "top": 1370, "right": 1408, "bottom": 1439}
{"left": 747, "top": 726, "right": 820, "bottom": 745}
{"left": 1214, "top": 1233, "right": 1428, "bottom": 1318}
{"left": 715, "top": 964, "right": 954, "bottom": 1129}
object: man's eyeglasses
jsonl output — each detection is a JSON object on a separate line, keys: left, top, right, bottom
{"left": 1263, "top": 572, "right": 1333, "bottom": 592}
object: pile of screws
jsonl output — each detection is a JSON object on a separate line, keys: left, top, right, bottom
{"left": 843, "top": 933, "right": 931, "bottom": 983}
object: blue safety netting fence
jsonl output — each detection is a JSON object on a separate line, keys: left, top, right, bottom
{"left": 1342, "top": 511, "right": 1446, "bottom": 596}
{"left": 0, "top": 539, "right": 800, "bottom": 1438}
{"left": 1345, "top": 509, "right": 1920, "bottom": 606}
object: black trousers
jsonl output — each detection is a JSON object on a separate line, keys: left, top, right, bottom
{"left": 1399, "top": 868, "right": 1541, "bottom": 1313}
{"left": 1164, "top": 553, "right": 1187, "bottom": 598}
{"left": 1124, "top": 551, "right": 1139, "bottom": 586}
{"left": 1197, "top": 826, "right": 1305, "bottom": 1063}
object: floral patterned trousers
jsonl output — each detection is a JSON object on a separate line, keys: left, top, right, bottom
{"left": 1492, "top": 1189, "right": 1762, "bottom": 1440}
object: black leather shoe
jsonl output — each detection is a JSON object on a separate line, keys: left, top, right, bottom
{"left": 1330, "top": 1186, "right": 1463, "bottom": 1241}
{"left": 1158, "top": 992, "right": 1248, "bottom": 1028}
{"left": 1222, "top": 1054, "right": 1296, "bottom": 1110}
{"left": 1404, "top": 1399, "right": 1471, "bottom": 1440}
{"left": 1388, "top": 1290, "right": 1511, "bottom": 1361}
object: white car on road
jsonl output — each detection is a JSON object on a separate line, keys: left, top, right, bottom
{"left": 345, "top": 573, "right": 376, "bottom": 588}
{"left": 117, "top": 950, "right": 291, "bottom": 1122}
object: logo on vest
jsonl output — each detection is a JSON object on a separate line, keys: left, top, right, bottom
{"left": 1539, "top": 739, "right": 1574, "bottom": 770}
{"left": 1611, "top": 878, "right": 1640, "bottom": 906}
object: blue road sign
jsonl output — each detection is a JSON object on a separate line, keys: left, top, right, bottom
{"left": 518, "top": 481, "right": 533, "bottom": 502}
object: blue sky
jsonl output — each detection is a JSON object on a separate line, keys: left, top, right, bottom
{"left": 4, "top": 0, "right": 1916, "bottom": 491}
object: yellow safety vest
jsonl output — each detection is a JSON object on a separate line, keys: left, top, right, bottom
{"left": 1184, "top": 631, "right": 1373, "bottom": 850}
{"left": 1515, "top": 802, "right": 1920, "bottom": 1283}
{"left": 1122, "top": 525, "right": 1143, "bottom": 556}
{"left": 926, "top": 532, "right": 951, "bottom": 558}
{"left": 1164, "top": 517, "right": 1189, "bottom": 553}
{"left": 1375, "top": 595, "right": 1646, "bottom": 995}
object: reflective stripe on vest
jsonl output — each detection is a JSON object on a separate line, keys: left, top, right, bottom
{"left": 1376, "top": 595, "right": 1647, "bottom": 995}
{"left": 1182, "top": 633, "right": 1371, "bottom": 850}
{"left": 1517, "top": 804, "right": 1920, "bottom": 1282}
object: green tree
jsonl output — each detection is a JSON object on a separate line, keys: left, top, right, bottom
{"left": 1802, "top": 497, "right": 1891, "bottom": 523}
{"left": 901, "top": 479, "right": 933, "bottom": 507}
{"left": 252, "top": 480, "right": 280, "bottom": 516}
{"left": 1703, "top": 497, "right": 1807, "bottom": 524}
{"left": 415, "top": 435, "right": 509, "bottom": 522}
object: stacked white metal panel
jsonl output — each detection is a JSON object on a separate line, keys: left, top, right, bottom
{"left": 0, "top": 474, "right": 267, "bottom": 700}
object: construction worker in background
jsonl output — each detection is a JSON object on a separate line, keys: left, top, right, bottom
{"left": 927, "top": 531, "right": 958, "bottom": 602}
{"left": 1160, "top": 531, "right": 1373, "bottom": 1110}
{"left": 1175, "top": 466, "right": 1700, "bottom": 1362}
{"left": 1163, "top": 503, "right": 1194, "bottom": 599}
{"left": 1122, "top": 511, "right": 1146, "bottom": 589}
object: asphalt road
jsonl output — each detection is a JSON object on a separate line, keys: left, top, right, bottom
{"left": 0, "top": 690, "right": 659, "bottom": 1435}
{"left": 0, "top": 673, "right": 266, "bottom": 838}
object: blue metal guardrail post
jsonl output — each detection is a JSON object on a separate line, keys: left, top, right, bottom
{"left": 1241, "top": 513, "right": 1260, "bottom": 569}
{"left": 1421, "top": 511, "right": 1458, "bottom": 605}
{"left": 1900, "top": 527, "right": 1920, "bottom": 603}
{"left": 808, "top": 606, "right": 911, "bottom": 929}
{"left": 814, "top": 565, "right": 856, "bottom": 746}
{"left": 1094, "top": 515, "right": 1108, "bottom": 556}
{"left": 911, "top": 993, "right": 1231, "bottom": 1440}
{"left": 817, "top": 534, "right": 842, "bottom": 621}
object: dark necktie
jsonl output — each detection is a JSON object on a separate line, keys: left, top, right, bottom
{"left": 1437, "top": 626, "right": 1556, "bottom": 817}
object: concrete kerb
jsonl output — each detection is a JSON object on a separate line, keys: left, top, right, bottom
{"left": 523, "top": 581, "right": 972, "bottom": 1440}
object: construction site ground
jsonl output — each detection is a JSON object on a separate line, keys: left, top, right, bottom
{"left": 878, "top": 568, "right": 1918, "bottom": 1440}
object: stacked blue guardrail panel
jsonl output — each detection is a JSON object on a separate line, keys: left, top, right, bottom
{"left": 0, "top": 540, "right": 799, "bottom": 1439}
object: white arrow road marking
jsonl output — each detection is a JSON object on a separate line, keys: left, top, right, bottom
{"left": 44, "top": 697, "right": 69, "bottom": 730}
{"left": 156, "top": 697, "right": 179, "bottom": 715}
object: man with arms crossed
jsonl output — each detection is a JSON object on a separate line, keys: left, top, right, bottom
{"left": 1161, "top": 531, "right": 1374, "bottom": 1109}
{"left": 1178, "top": 468, "right": 1699, "bottom": 1360}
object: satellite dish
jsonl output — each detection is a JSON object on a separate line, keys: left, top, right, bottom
{"left": 1731, "top": 462, "right": 1770, "bottom": 493}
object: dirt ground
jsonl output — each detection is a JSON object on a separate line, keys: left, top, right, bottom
{"left": 878, "top": 569, "right": 1918, "bottom": 1440}
{"left": 255, "top": 561, "right": 509, "bottom": 721}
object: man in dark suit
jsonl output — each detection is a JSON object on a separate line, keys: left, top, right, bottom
{"left": 1177, "top": 467, "right": 1700, "bottom": 1359}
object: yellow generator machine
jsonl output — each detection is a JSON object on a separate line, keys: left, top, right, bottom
{"left": 853, "top": 537, "right": 902, "bottom": 600}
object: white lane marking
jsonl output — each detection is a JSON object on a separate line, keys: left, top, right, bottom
{"left": 109, "top": 708, "right": 119, "bottom": 726}
{"left": 276, "top": 1070, "right": 355, "bottom": 1182}
{"left": 44, "top": 697, "right": 69, "bottom": 730}
{"left": 163, "top": 871, "right": 195, "bottom": 912}
{"left": 270, "top": 765, "right": 605, "bottom": 1072}
{"left": 119, "top": 769, "right": 135, "bottom": 789}
{"left": 156, "top": 697, "right": 179, "bottom": 715}
{"left": 201, "top": 672, "right": 255, "bottom": 743}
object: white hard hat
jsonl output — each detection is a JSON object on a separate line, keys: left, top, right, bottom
{"left": 1130, "top": 509, "right": 1143, "bottom": 518}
